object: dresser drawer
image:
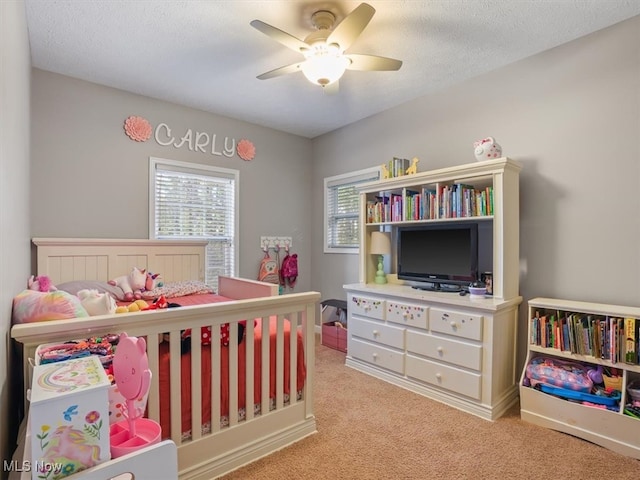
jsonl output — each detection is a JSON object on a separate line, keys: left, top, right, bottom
{"left": 429, "top": 308, "right": 483, "bottom": 341}
{"left": 350, "top": 338, "right": 404, "bottom": 374}
{"left": 406, "top": 330, "right": 482, "bottom": 371}
{"left": 349, "top": 317, "right": 404, "bottom": 349}
{"left": 406, "top": 354, "right": 481, "bottom": 400}
{"left": 386, "top": 300, "right": 428, "bottom": 329}
{"left": 349, "top": 295, "right": 385, "bottom": 320}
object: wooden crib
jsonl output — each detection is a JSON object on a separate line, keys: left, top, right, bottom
{"left": 11, "top": 238, "right": 320, "bottom": 479}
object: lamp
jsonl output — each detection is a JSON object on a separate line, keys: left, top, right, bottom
{"left": 370, "top": 231, "right": 391, "bottom": 284}
{"left": 300, "top": 42, "right": 350, "bottom": 87}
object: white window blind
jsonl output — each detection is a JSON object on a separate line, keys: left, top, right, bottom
{"left": 324, "top": 167, "right": 381, "bottom": 253}
{"left": 150, "top": 158, "right": 238, "bottom": 290}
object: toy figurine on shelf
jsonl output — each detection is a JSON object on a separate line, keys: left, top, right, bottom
{"left": 381, "top": 163, "right": 390, "bottom": 179}
{"left": 405, "top": 157, "right": 419, "bottom": 175}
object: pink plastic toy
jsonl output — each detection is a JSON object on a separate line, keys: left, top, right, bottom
{"left": 109, "top": 333, "right": 160, "bottom": 458}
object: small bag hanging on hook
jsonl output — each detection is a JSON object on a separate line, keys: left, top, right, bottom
{"left": 258, "top": 243, "right": 280, "bottom": 284}
{"left": 280, "top": 244, "right": 298, "bottom": 290}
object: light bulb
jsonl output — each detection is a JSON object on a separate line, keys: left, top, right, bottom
{"left": 301, "top": 43, "right": 349, "bottom": 86}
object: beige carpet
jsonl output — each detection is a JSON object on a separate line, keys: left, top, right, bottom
{"left": 222, "top": 337, "right": 640, "bottom": 479}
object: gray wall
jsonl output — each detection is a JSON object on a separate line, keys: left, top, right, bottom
{"left": 310, "top": 16, "right": 640, "bottom": 369}
{"left": 1, "top": 0, "right": 31, "bottom": 472}
{"left": 30, "top": 70, "right": 314, "bottom": 291}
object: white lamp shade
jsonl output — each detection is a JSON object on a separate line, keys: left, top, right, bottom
{"left": 370, "top": 232, "right": 391, "bottom": 255}
{"left": 301, "top": 42, "right": 349, "bottom": 86}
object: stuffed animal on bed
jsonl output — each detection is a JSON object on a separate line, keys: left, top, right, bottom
{"left": 108, "top": 267, "right": 146, "bottom": 302}
{"left": 145, "top": 271, "right": 164, "bottom": 291}
{"left": 27, "top": 275, "right": 57, "bottom": 292}
{"left": 76, "top": 288, "right": 117, "bottom": 316}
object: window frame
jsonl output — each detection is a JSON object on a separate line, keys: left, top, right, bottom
{"left": 324, "top": 166, "right": 381, "bottom": 254}
{"left": 149, "top": 157, "right": 240, "bottom": 284}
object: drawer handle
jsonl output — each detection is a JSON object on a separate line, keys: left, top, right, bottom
{"left": 435, "top": 373, "right": 442, "bottom": 381}
{"left": 449, "top": 321, "right": 457, "bottom": 328}
{"left": 372, "top": 353, "right": 378, "bottom": 360}
{"left": 403, "top": 312, "right": 409, "bottom": 318}
{"left": 372, "top": 329, "right": 379, "bottom": 337}
{"left": 436, "top": 346, "right": 444, "bottom": 354}
{"left": 364, "top": 305, "right": 371, "bottom": 311}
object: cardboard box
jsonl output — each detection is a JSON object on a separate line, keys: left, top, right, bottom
{"left": 322, "top": 323, "right": 347, "bottom": 353}
{"left": 30, "top": 356, "right": 111, "bottom": 479}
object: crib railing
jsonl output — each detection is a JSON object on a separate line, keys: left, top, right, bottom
{"left": 12, "top": 291, "right": 320, "bottom": 478}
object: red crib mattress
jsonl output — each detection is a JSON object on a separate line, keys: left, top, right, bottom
{"left": 154, "top": 293, "right": 307, "bottom": 438}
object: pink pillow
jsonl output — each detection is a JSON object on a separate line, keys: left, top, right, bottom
{"left": 12, "top": 289, "right": 89, "bottom": 324}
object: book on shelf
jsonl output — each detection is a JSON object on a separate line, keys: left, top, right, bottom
{"left": 388, "top": 157, "right": 411, "bottom": 178}
{"left": 626, "top": 317, "right": 637, "bottom": 364}
{"left": 530, "top": 310, "right": 640, "bottom": 366}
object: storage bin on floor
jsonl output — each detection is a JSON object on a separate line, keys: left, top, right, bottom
{"left": 321, "top": 299, "right": 348, "bottom": 353}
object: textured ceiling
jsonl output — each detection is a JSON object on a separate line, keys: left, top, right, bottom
{"left": 25, "top": 1, "right": 640, "bottom": 138}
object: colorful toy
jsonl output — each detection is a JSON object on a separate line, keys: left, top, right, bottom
{"left": 108, "top": 267, "right": 146, "bottom": 302}
{"left": 27, "top": 274, "right": 57, "bottom": 292}
{"left": 115, "top": 299, "right": 149, "bottom": 314}
{"left": 77, "top": 288, "right": 117, "bottom": 316}
{"left": 109, "top": 333, "right": 160, "bottom": 458}
{"left": 405, "top": 157, "right": 419, "bottom": 175}
{"left": 145, "top": 271, "right": 164, "bottom": 291}
{"left": 474, "top": 137, "right": 502, "bottom": 161}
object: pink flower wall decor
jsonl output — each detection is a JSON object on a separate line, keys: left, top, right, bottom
{"left": 124, "top": 116, "right": 152, "bottom": 142}
{"left": 237, "top": 139, "right": 256, "bottom": 161}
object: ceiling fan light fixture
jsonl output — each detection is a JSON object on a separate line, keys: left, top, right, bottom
{"left": 301, "top": 45, "right": 350, "bottom": 86}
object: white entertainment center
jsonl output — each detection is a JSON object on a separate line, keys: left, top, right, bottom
{"left": 344, "top": 158, "right": 522, "bottom": 420}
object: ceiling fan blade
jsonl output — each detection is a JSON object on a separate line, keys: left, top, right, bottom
{"left": 256, "top": 62, "right": 303, "bottom": 80}
{"left": 250, "top": 19, "right": 309, "bottom": 53}
{"left": 345, "top": 54, "right": 402, "bottom": 71}
{"left": 327, "top": 3, "right": 375, "bottom": 51}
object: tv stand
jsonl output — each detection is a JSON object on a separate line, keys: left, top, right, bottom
{"left": 411, "top": 283, "right": 462, "bottom": 293}
{"left": 343, "top": 283, "right": 522, "bottom": 420}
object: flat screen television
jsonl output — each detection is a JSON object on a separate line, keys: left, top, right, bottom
{"left": 396, "top": 223, "right": 478, "bottom": 291}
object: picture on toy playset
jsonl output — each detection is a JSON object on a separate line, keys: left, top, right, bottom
{"left": 30, "top": 356, "right": 111, "bottom": 479}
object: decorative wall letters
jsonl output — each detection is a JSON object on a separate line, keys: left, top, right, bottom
{"left": 123, "top": 116, "right": 255, "bottom": 161}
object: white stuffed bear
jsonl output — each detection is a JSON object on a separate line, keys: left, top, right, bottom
{"left": 108, "top": 267, "right": 147, "bottom": 301}
{"left": 77, "top": 289, "right": 117, "bottom": 316}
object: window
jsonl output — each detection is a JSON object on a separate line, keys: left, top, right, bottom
{"left": 324, "top": 167, "right": 381, "bottom": 253}
{"left": 149, "top": 157, "right": 238, "bottom": 290}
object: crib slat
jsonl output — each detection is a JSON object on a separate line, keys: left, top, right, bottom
{"left": 289, "top": 311, "right": 298, "bottom": 406}
{"left": 228, "top": 322, "right": 239, "bottom": 426}
{"left": 275, "top": 315, "right": 284, "bottom": 410}
{"left": 146, "top": 338, "right": 160, "bottom": 422}
{"left": 304, "top": 303, "right": 315, "bottom": 417}
{"left": 260, "top": 316, "right": 269, "bottom": 412}
{"left": 169, "top": 330, "right": 182, "bottom": 445}
{"left": 245, "top": 319, "right": 255, "bottom": 422}
{"left": 211, "top": 329, "right": 221, "bottom": 433}
{"left": 191, "top": 327, "right": 202, "bottom": 440}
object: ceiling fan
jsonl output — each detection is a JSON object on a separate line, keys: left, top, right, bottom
{"left": 250, "top": 3, "right": 402, "bottom": 92}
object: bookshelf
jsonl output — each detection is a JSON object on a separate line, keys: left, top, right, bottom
{"left": 344, "top": 158, "right": 523, "bottom": 420}
{"left": 358, "top": 157, "right": 521, "bottom": 300}
{"left": 520, "top": 297, "right": 640, "bottom": 459}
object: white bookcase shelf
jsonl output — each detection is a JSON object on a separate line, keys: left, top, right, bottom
{"left": 520, "top": 297, "right": 640, "bottom": 459}
{"left": 357, "top": 157, "right": 521, "bottom": 300}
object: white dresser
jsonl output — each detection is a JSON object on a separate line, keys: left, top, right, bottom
{"left": 344, "top": 283, "right": 521, "bottom": 420}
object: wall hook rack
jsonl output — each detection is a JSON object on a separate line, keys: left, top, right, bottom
{"left": 260, "top": 236, "right": 292, "bottom": 251}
